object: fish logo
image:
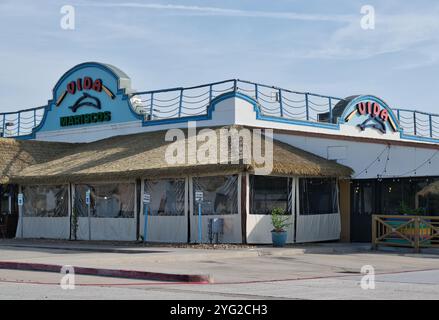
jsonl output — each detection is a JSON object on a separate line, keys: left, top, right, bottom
{"left": 358, "top": 115, "right": 386, "bottom": 133}
{"left": 69, "top": 92, "right": 101, "bottom": 113}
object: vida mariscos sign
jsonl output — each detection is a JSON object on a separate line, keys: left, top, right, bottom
{"left": 57, "top": 76, "right": 115, "bottom": 127}
{"left": 60, "top": 111, "right": 111, "bottom": 127}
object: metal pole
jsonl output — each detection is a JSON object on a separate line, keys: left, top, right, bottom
{"left": 2, "top": 114, "right": 5, "bottom": 137}
{"left": 305, "top": 93, "right": 309, "bottom": 121}
{"left": 329, "top": 97, "right": 333, "bottom": 123}
{"left": 87, "top": 190, "right": 91, "bottom": 241}
{"left": 178, "top": 89, "right": 183, "bottom": 118}
{"left": 143, "top": 203, "right": 148, "bottom": 244}
{"left": 19, "top": 197, "right": 23, "bottom": 238}
{"left": 429, "top": 114, "right": 433, "bottom": 138}
{"left": 17, "top": 112, "right": 21, "bottom": 136}
{"left": 278, "top": 89, "right": 283, "bottom": 117}
{"left": 198, "top": 202, "right": 202, "bottom": 243}
{"left": 149, "top": 93, "right": 154, "bottom": 120}
{"left": 413, "top": 111, "right": 417, "bottom": 136}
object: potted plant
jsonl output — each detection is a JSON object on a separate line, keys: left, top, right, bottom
{"left": 271, "top": 207, "right": 291, "bottom": 247}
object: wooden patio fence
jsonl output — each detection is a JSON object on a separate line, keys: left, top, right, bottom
{"left": 372, "top": 215, "right": 439, "bottom": 252}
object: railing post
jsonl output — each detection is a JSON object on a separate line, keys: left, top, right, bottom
{"left": 278, "top": 89, "right": 283, "bottom": 117}
{"left": 429, "top": 114, "right": 433, "bottom": 138}
{"left": 413, "top": 111, "right": 417, "bottom": 136}
{"left": 329, "top": 97, "right": 333, "bottom": 123}
{"left": 17, "top": 112, "right": 21, "bottom": 136}
{"left": 233, "top": 80, "right": 237, "bottom": 92}
{"left": 397, "top": 109, "right": 400, "bottom": 122}
{"left": 149, "top": 93, "right": 154, "bottom": 120}
{"left": 371, "top": 215, "right": 377, "bottom": 250}
{"left": 178, "top": 89, "right": 183, "bottom": 118}
{"left": 305, "top": 93, "right": 310, "bottom": 121}
{"left": 254, "top": 84, "right": 258, "bottom": 100}
{"left": 209, "top": 85, "right": 212, "bottom": 104}
{"left": 33, "top": 109, "right": 37, "bottom": 128}
{"left": 2, "top": 114, "right": 5, "bottom": 137}
{"left": 414, "top": 217, "right": 420, "bottom": 253}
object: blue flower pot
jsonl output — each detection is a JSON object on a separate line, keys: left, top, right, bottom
{"left": 271, "top": 231, "right": 288, "bottom": 247}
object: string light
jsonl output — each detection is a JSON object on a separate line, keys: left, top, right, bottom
{"left": 353, "top": 146, "right": 437, "bottom": 181}
{"left": 380, "top": 150, "right": 438, "bottom": 179}
{"left": 353, "top": 145, "right": 389, "bottom": 178}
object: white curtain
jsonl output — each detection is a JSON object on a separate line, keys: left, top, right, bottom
{"left": 295, "top": 178, "right": 341, "bottom": 243}
{"left": 73, "top": 183, "right": 136, "bottom": 241}
{"left": 141, "top": 178, "right": 188, "bottom": 243}
{"left": 16, "top": 185, "right": 70, "bottom": 239}
{"left": 190, "top": 175, "right": 241, "bottom": 243}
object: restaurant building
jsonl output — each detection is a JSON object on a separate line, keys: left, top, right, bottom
{"left": 0, "top": 62, "right": 438, "bottom": 243}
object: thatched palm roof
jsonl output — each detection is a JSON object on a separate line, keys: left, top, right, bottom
{"left": 0, "top": 138, "right": 72, "bottom": 184}
{"left": 417, "top": 180, "right": 439, "bottom": 197}
{"left": 3, "top": 126, "right": 352, "bottom": 184}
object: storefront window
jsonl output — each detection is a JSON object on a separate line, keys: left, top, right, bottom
{"left": 22, "top": 185, "right": 68, "bottom": 217}
{"left": 250, "top": 176, "right": 292, "bottom": 215}
{"left": 300, "top": 178, "right": 338, "bottom": 215}
{"left": 144, "top": 179, "right": 185, "bottom": 216}
{"left": 414, "top": 178, "right": 439, "bottom": 216}
{"left": 75, "top": 183, "right": 135, "bottom": 218}
{"left": 379, "top": 178, "right": 439, "bottom": 215}
{"left": 192, "top": 175, "right": 238, "bottom": 215}
{"left": 380, "top": 179, "right": 405, "bottom": 214}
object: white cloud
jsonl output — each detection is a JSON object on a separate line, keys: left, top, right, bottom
{"left": 77, "top": 1, "right": 354, "bottom": 22}
{"left": 292, "top": 12, "right": 439, "bottom": 63}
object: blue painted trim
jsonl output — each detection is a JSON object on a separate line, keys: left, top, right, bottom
{"left": 400, "top": 133, "right": 439, "bottom": 144}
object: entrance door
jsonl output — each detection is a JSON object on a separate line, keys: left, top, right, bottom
{"left": 351, "top": 180, "right": 376, "bottom": 242}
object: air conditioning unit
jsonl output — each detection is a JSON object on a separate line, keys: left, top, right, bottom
{"left": 208, "top": 218, "right": 224, "bottom": 244}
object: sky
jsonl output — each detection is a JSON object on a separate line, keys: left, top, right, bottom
{"left": 1, "top": 0, "right": 439, "bottom": 114}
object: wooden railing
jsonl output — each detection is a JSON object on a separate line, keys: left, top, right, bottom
{"left": 372, "top": 214, "right": 439, "bottom": 252}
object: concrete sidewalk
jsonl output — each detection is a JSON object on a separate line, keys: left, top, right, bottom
{"left": 0, "top": 239, "right": 374, "bottom": 263}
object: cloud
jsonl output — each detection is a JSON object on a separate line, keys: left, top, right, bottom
{"left": 293, "top": 12, "right": 439, "bottom": 63}
{"left": 77, "top": 1, "right": 354, "bottom": 23}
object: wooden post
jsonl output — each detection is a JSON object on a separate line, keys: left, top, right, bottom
{"left": 371, "top": 215, "right": 377, "bottom": 250}
{"left": 338, "top": 179, "right": 351, "bottom": 242}
{"left": 414, "top": 217, "right": 420, "bottom": 253}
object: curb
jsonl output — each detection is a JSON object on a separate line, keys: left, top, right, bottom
{"left": 0, "top": 261, "right": 212, "bottom": 283}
